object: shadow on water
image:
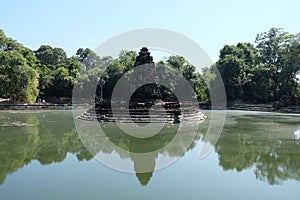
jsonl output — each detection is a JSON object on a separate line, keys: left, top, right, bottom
{"left": 0, "top": 110, "right": 300, "bottom": 186}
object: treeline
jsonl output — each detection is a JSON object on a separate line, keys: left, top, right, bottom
{"left": 212, "top": 28, "right": 300, "bottom": 104}
{"left": 0, "top": 29, "right": 105, "bottom": 102}
{"left": 0, "top": 28, "right": 206, "bottom": 103}
{"left": 0, "top": 28, "right": 299, "bottom": 104}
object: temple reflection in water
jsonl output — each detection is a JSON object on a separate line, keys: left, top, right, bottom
{"left": 0, "top": 111, "right": 300, "bottom": 186}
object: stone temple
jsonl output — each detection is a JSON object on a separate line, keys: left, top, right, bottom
{"left": 79, "top": 47, "right": 205, "bottom": 123}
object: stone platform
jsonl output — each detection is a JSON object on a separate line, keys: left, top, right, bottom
{"left": 78, "top": 100, "right": 205, "bottom": 124}
{"left": 77, "top": 47, "right": 206, "bottom": 124}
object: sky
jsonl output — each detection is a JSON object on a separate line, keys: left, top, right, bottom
{"left": 0, "top": 0, "right": 299, "bottom": 62}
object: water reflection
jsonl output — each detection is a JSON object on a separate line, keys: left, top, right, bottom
{"left": 76, "top": 121, "right": 202, "bottom": 185}
{"left": 0, "top": 111, "right": 202, "bottom": 186}
{"left": 0, "top": 111, "right": 300, "bottom": 186}
{"left": 210, "top": 111, "right": 300, "bottom": 185}
{"left": 0, "top": 111, "right": 92, "bottom": 186}
{"left": 295, "top": 129, "right": 300, "bottom": 140}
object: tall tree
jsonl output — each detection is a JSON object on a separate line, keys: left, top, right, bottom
{"left": 0, "top": 29, "right": 39, "bottom": 102}
{"left": 215, "top": 43, "right": 262, "bottom": 103}
{"left": 216, "top": 44, "right": 244, "bottom": 102}
{"left": 255, "top": 28, "right": 287, "bottom": 100}
{"left": 75, "top": 48, "right": 111, "bottom": 98}
{"left": 34, "top": 45, "right": 74, "bottom": 98}
{"left": 0, "top": 50, "right": 39, "bottom": 102}
{"left": 278, "top": 33, "right": 300, "bottom": 98}
{"left": 103, "top": 50, "right": 136, "bottom": 99}
{"left": 35, "top": 45, "right": 67, "bottom": 69}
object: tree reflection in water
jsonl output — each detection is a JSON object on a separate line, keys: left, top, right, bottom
{"left": 210, "top": 111, "right": 300, "bottom": 185}
{"left": 0, "top": 111, "right": 92, "bottom": 186}
{"left": 77, "top": 120, "right": 202, "bottom": 185}
{"left": 0, "top": 111, "right": 300, "bottom": 186}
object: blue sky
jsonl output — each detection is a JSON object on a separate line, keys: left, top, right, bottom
{"left": 1, "top": 0, "right": 299, "bottom": 61}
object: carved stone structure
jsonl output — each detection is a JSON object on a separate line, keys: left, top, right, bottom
{"left": 134, "top": 47, "right": 154, "bottom": 66}
{"left": 78, "top": 47, "right": 205, "bottom": 123}
{"left": 130, "top": 47, "right": 161, "bottom": 100}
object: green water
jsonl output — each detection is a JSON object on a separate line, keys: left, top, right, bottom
{"left": 0, "top": 110, "right": 299, "bottom": 199}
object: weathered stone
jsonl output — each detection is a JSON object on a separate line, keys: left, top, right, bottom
{"left": 79, "top": 47, "right": 204, "bottom": 123}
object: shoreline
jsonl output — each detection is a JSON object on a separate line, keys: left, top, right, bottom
{"left": 229, "top": 103, "right": 300, "bottom": 114}
{"left": 0, "top": 103, "right": 87, "bottom": 110}
{"left": 0, "top": 103, "right": 299, "bottom": 114}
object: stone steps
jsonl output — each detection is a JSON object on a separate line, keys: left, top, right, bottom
{"left": 78, "top": 110, "right": 205, "bottom": 123}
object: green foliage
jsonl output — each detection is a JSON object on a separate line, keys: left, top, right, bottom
{"left": 35, "top": 45, "right": 67, "bottom": 69}
{"left": 166, "top": 55, "right": 209, "bottom": 101}
{"left": 0, "top": 29, "right": 40, "bottom": 102}
{"left": 100, "top": 50, "right": 136, "bottom": 99}
{"left": 76, "top": 48, "right": 101, "bottom": 70}
{"left": 74, "top": 48, "right": 112, "bottom": 98}
{"left": 212, "top": 113, "right": 300, "bottom": 185}
{"left": 34, "top": 45, "right": 76, "bottom": 98}
{"left": 215, "top": 43, "right": 257, "bottom": 102}
{"left": 0, "top": 111, "right": 91, "bottom": 185}
{"left": 1, "top": 27, "right": 299, "bottom": 104}
{"left": 278, "top": 33, "right": 300, "bottom": 97}
{"left": 166, "top": 55, "right": 186, "bottom": 70}
{"left": 214, "top": 28, "right": 300, "bottom": 104}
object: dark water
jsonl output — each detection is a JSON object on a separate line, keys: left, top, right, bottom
{"left": 0, "top": 110, "right": 299, "bottom": 199}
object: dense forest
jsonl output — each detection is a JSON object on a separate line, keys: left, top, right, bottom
{"left": 0, "top": 28, "right": 299, "bottom": 105}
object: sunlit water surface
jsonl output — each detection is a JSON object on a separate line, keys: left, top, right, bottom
{"left": 0, "top": 110, "right": 299, "bottom": 199}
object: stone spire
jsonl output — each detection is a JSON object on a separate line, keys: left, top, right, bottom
{"left": 134, "top": 47, "right": 154, "bottom": 67}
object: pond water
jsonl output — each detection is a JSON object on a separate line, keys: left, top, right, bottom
{"left": 0, "top": 110, "right": 299, "bottom": 199}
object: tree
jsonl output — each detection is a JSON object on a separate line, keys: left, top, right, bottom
{"left": 35, "top": 45, "right": 67, "bottom": 69}
{"left": 165, "top": 55, "right": 209, "bottom": 101}
{"left": 216, "top": 45, "right": 244, "bottom": 102}
{"left": 74, "top": 48, "right": 111, "bottom": 98}
{"left": 215, "top": 43, "right": 261, "bottom": 103}
{"left": 278, "top": 34, "right": 300, "bottom": 98}
{"left": 255, "top": 28, "right": 300, "bottom": 102}
{"left": 0, "top": 29, "right": 39, "bottom": 102}
{"left": 76, "top": 48, "right": 102, "bottom": 70}
{"left": 0, "top": 50, "right": 39, "bottom": 102}
{"left": 1, "top": 27, "right": 299, "bottom": 104}
{"left": 255, "top": 28, "right": 287, "bottom": 100}
{"left": 34, "top": 45, "right": 75, "bottom": 98}
{"left": 102, "top": 50, "right": 136, "bottom": 99}
{"left": 166, "top": 55, "right": 186, "bottom": 70}
{"left": 213, "top": 28, "right": 299, "bottom": 104}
